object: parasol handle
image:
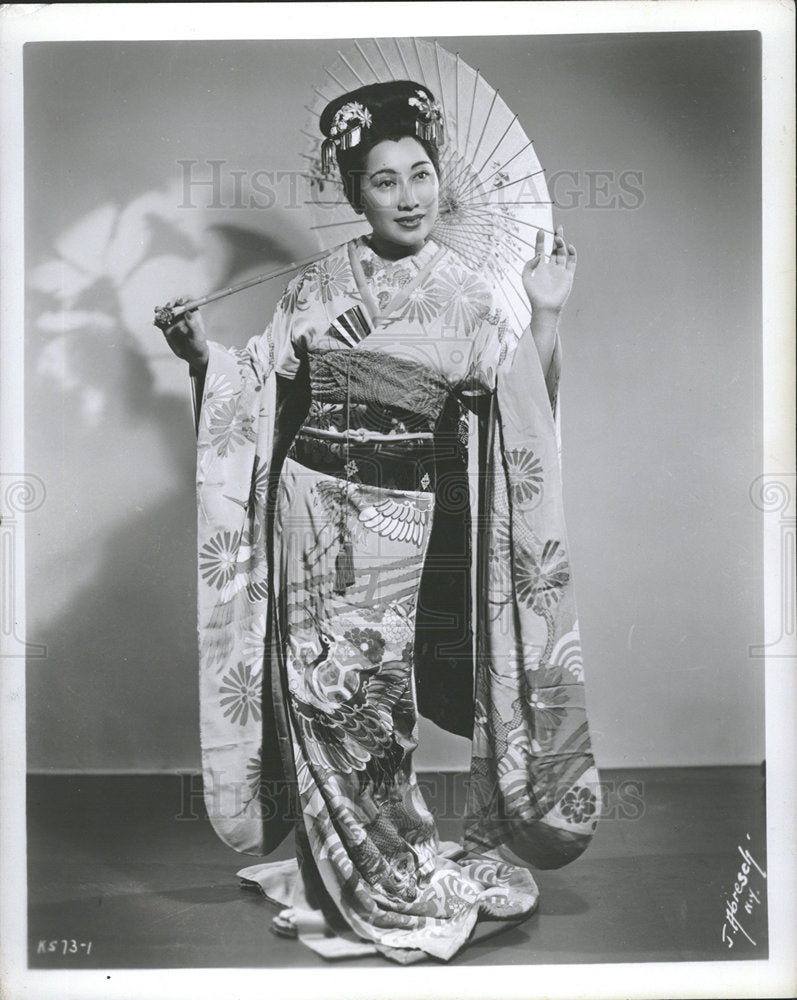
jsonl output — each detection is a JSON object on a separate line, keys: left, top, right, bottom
{"left": 153, "top": 246, "right": 329, "bottom": 330}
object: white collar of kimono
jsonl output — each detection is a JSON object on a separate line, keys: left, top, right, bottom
{"left": 355, "top": 234, "right": 442, "bottom": 273}
{"left": 348, "top": 236, "right": 447, "bottom": 326}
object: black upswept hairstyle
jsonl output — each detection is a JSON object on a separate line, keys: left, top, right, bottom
{"left": 319, "top": 81, "right": 442, "bottom": 212}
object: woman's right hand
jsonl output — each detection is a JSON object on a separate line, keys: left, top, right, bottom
{"left": 160, "top": 297, "right": 210, "bottom": 373}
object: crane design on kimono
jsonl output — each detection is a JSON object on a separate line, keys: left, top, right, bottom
{"left": 312, "top": 479, "right": 431, "bottom": 548}
{"left": 291, "top": 639, "right": 413, "bottom": 793}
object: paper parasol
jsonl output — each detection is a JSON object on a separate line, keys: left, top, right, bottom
{"left": 154, "top": 38, "right": 551, "bottom": 332}
{"left": 302, "top": 37, "right": 553, "bottom": 333}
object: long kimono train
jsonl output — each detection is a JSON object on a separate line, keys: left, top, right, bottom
{"left": 193, "top": 237, "right": 600, "bottom": 962}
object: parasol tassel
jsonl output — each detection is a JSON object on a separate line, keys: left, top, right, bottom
{"left": 334, "top": 537, "right": 355, "bottom": 594}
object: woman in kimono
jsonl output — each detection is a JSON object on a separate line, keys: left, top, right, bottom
{"left": 160, "top": 81, "right": 600, "bottom": 963}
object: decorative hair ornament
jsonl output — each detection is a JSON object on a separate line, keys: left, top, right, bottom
{"left": 409, "top": 89, "right": 445, "bottom": 145}
{"left": 320, "top": 88, "right": 445, "bottom": 176}
{"left": 322, "top": 101, "right": 372, "bottom": 174}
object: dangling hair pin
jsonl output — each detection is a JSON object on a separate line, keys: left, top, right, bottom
{"left": 321, "top": 101, "right": 373, "bottom": 174}
{"left": 320, "top": 87, "right": 445, "bottom": 177}
{"left": 409, "top": 90, "right": 445, "bottom": 145}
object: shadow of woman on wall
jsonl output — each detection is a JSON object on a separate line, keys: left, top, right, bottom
{"left": 25, "top": 185, "right": 311, "bottom": 771}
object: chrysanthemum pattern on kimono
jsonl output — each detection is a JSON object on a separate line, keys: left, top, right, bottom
{"left": 194, "top": 235, "right": 600, "bottom": 962}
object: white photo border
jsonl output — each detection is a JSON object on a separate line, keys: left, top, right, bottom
{"left": 1, "top": 3, "right": 794, "bottom": 999}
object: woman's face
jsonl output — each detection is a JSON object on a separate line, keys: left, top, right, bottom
{"left": 359, "top": 137, "right": 439, "bottom": 258}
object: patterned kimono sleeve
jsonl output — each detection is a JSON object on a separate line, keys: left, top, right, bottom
{"left": 498, "top": 315, "right": 562, "bottom": 461}
{"left": 464, "top": 290, "right": 600, "bottom": 870}
{"left": 273, "top": 266, "right": 315, "bottom": 378}
{"left": 192, "top": 264, "right": 314, "bottom": 423}
{"left": 500, "top": 313, "right": 561, "bottom": 417}
{"left": 274, "top": 334, "right": 301, "bottom": 379}
{"left": 458, "top": 304, "right": 522, "bottom": 398}
{"left": 193, "top": 279, "right": 300, "bottom": 856}
{"left": 456, "top": 281, "right": 561, "bottom": 415}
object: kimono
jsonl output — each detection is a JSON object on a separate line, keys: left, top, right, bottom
{"left": 193, "top": 236, "right": 600, "bottom": 963}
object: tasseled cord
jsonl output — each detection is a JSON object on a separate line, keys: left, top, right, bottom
{"left": 333, "top": 352, "right": 356, "bottom": 596}
{"left": 334, "top": 537, "right": 355, "bottom": 595}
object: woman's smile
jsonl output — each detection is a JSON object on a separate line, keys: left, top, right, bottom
{"left": 162, "top": 73, "right": 589, "bottom": 966}
{"left": 359, "top": 136, "right": 439, "bottom": 259}
{"left": 395, "top": 213, "right": 426, "bottom": 229}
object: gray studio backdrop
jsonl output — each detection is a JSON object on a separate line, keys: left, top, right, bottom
{"left": 24, "top": 33, "right": 763, "bottom": 773}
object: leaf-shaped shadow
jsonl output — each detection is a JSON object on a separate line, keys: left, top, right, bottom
{"left": 136, "top": 212, "right": 202, "bottom": 269}
{"left": 207, "top": 222, "right": 298, "bottom": 286}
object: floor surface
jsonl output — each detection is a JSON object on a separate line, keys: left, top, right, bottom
{"left": 27, "top": 766, "right": 768, "bottom": 968}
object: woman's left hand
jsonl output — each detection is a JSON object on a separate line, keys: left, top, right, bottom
{"left": 522, "top": 226, "right": 577, "bottom": 314}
